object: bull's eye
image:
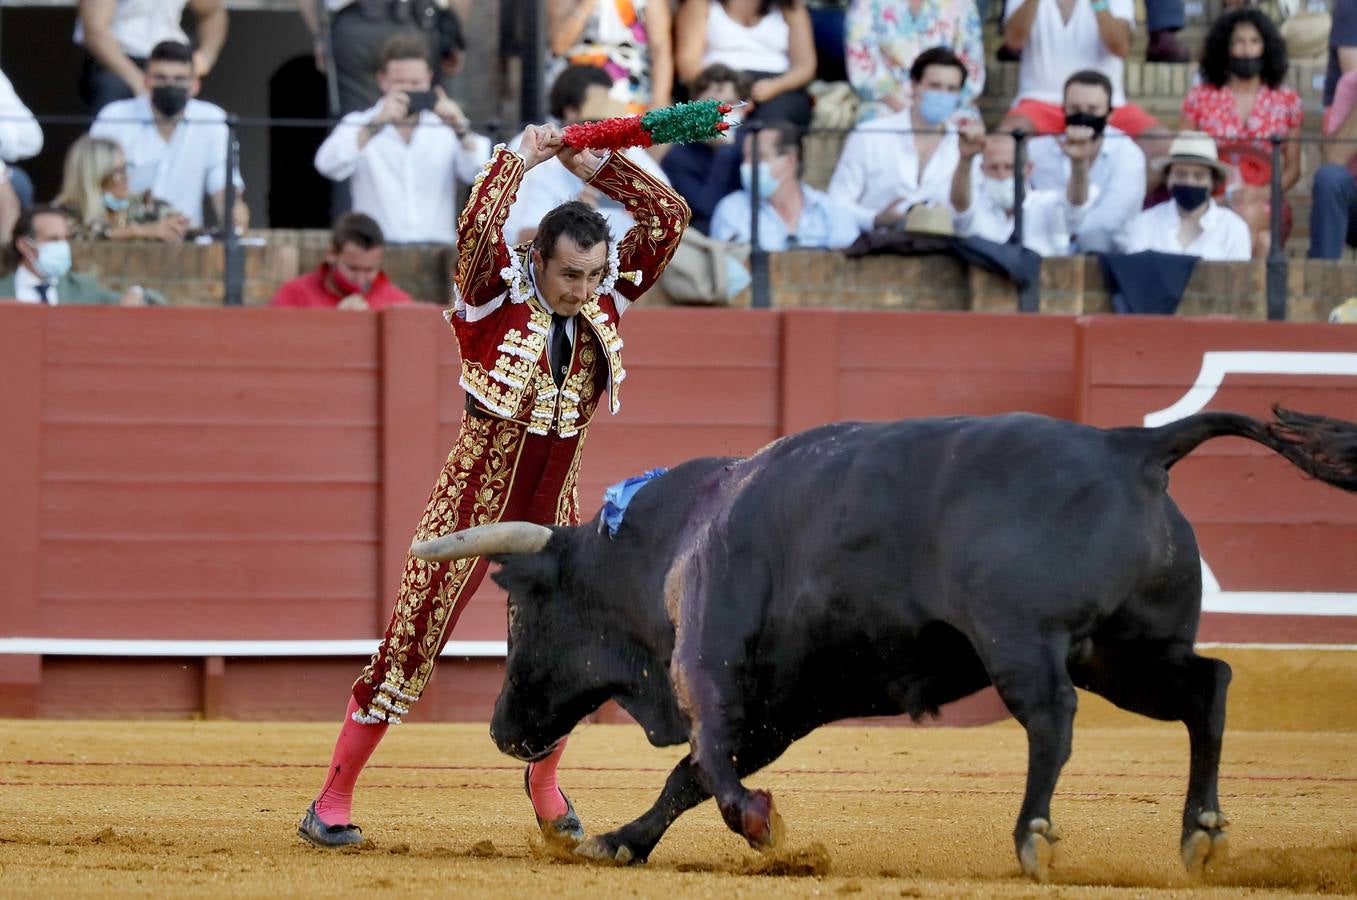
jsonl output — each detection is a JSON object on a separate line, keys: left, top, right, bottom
{"left": 507, "top": 600, "right": 521, "bottom": 640}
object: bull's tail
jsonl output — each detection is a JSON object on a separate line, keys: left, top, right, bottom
{"left": 1142, "top": 405, "right": 1357, "bottom": 491}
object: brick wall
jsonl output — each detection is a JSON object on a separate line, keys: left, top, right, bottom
{"left": 61, "top": 235, "right": 1356, "bottom": 321}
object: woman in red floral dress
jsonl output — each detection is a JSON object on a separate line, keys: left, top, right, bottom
{"left": 1180, "top": 7, "right": 1302, "bottom": 257}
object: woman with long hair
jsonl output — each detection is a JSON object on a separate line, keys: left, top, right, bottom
{"left": 1180, "top": 7, "right": 1302, "bottom": 257}
{"left": 54, "top": 135, "right": 189, "bottom": 242}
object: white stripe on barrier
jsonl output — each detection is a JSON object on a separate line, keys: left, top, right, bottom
{"left": 1197, "top": 642, "right": 1357, "bottom": 651}
{"left": 0, "top": 638, "right": 507, "bottom": 657}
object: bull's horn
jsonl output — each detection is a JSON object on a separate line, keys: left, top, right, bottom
{"left": 410, "top": 522, "right": 554, "bottom": 561}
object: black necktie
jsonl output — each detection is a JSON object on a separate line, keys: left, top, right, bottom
{"left": 35, "top": 282, "right": 51, "bottom": 305}
{"left": 550, "top": 313, "right": 572, "bottom": 388}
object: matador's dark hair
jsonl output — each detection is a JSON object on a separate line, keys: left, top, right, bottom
{"left": 534, "top": 201, "right": 612, "bottom": 261}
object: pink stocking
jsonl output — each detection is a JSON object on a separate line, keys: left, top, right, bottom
{"left": 313, "top": 696, "right": 389, "bottom": 826}
{"left": 527, "top": 739, "right": 570, "bottom": 820}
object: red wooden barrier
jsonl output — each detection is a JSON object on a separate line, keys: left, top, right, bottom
{"left": 1, "top": 305, "right": 1353, "bottom": 720}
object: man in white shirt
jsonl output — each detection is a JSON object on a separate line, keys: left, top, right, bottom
{"left": 76, "top": 0, "right": 227, "bottom": 113}
{"left": 1026, "top": 70, "right": 1146, "bottom": 253}
{"left": 1000, "top": 0, "right": 1162, "bottom": 140}
{"left": 504, "top": 64, "right": 671, "bottom": 245}
{"left": 828, "top": 46, "right": 967, "bottom": 234}
{"left": 950, "top": 121, "right": 1095, "bottom": 257}
{"left": 314, "top": 33, "right": 489, "bottom": 245}
{"left": 1121, "top": 132, "right": 1251, "bottom": 261}
{"left": 710, "top": 120, "right": 861, "bottom": 251}
{"left": 90, "top": 41, "right": 247, "bottom": 232}
{"left": 0, "top": 68, "right": 43, "bottom": 210}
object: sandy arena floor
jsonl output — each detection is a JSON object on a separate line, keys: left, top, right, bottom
{"left": 2, "top": 648, "right": 1355, "bottom": 898}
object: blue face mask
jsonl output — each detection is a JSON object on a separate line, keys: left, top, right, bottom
{"left": 739, "top": 160, "right": 782, "bottom": 198}
{"left": 103, "top": 191, "right": 131, "bottom": 212}
{"left": 33, "top": 240, "right": 72, "bottom": 281}
{"left": 917, "top": 90, "right": 960, "bottom": 125}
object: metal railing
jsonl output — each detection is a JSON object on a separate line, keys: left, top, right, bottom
{"left": 6, "top": 112, "right": 1349, "bottom": 319}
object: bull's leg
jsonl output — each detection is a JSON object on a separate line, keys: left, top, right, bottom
{"left": 1069, "top": 640, "right": 1231, "bottom": 876}
{"left": 574, "top": 755, "right": 708, "bottom": 865}
{"left": 980, "top": 635, "right": 1078, "bottom": 882}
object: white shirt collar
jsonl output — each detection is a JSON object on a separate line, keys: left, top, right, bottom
{"left": 14, "top": 263, "right": 55, "bottom": 304}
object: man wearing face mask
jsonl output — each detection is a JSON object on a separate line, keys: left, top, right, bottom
{"left": 829, "top": 46, "right": 967, "bottom": 233}
{"left": 0, "top": 205, "right": 151, "bottom": 305}
{"left": 270, "top": 213, "right": 413, "bottom": 309}
{"left": 298, "top": 122, "right": 689, "bottom": 851}
{"left": 1027, "top": 70, "right": 1145, "bottom": 253}
{"left": 1121, "top": 131, "right": 1250, "bottom": 260}
{"left": 949, "top": 121, "right": 1094, "bottom": 256}
{"left": 90, "top": 40, "right": 248, "bottom": 234}
{"left": 711, "top": 119, "right": 861, "bottom": 250}
{"left": 660, "top": 63, "right": 748, "bottom": 235}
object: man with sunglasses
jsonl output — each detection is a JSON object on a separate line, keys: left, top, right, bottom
{"left": 90, "top": 40, "right": 247, "bottom": 235}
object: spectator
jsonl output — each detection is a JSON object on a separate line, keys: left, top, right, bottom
{"left": 270, "top": 212, "right": 413, "bottom": 309}
{"left": 1310, "top": 0, "right": 1357, "bottom": 259}
{"left": 829, "top": 46, "right": 967, "bottom": 233}
{"left": 1181, "top": 8, "right": 1301, "bottom": 257}
{"left": 505, "top": 64, "right": 672, "bottom": 244}
{"left": 660, "top": 63, "right": 746, "bottom": 234}
{"left": 314, "top": 33, "right": 491, "bottom": 245}
{"left": 0, "top": 168, "right": 18, "bottom": 243}
{"left": 0, "top": 205, "right": 154, "bottom": 305}
{"left": 949, "top": 121, "right": 1095, "bottom": 256}
{"left": 75, "top": 0, "right": 227, "bottom": 113}
{"left": 546, "top": 0, "right": 674, "bottom": 112}
{"left": 676, "top": 0, "right": 817, "bottom": 129}
{"left": 1122, "top": 131, "right": 1251, "bottom": 260}
{"left": 843, "top": 0, "right": 984, "bottom": 123}
{"left": 1028, "top": 69, "right": 1146, "bottom": 252}
{"left": 90, "top": 41, "right": 247, "bottom": 233}
{"left": 298, "top": 0, "right": 467, "bottom": 115}
{"left": 709, "top": 120, "right": 860, "bottom": 249}
{"left": 0, "top": 67, "right": 43, "bottom": 210}
{"left": 54, "top": 135, "right": 189, "bottom": 242}
{"left": 1144, "top": 0, "right": 1189, "bottom": 63}
{"left": 1000, "top": 0, "right": 1161, "bottom": 139}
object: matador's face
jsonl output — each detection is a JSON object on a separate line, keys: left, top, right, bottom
{"left": 533, "top": 238, "right": 608, "bottom": 318}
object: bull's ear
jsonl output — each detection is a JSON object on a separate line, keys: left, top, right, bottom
{"left": 489, "top": 551, "right": 560, "bottom": 601}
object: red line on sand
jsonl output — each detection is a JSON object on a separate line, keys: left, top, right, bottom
{"left": 0, "top": 780, "right": 1224, "bottom": 799}
{"left": 3, "top": 761, "right": 1356, "bottom": 784}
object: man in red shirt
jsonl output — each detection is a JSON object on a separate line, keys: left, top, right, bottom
{"left": 269, "top": 212, "right": 413, "bottom": 309}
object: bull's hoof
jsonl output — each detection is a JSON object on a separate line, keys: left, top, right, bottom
{"left": 741, "top": 789, "right": 785, "bottom": 851}
{"left": 1181, "top": 810, "right": 1230, "bottom": 876}
{"left": 1017, "top": 818, "right": 1060, "bottom": 882}
{"left": 574, "top": 834, "right": 639, "bottom": 866}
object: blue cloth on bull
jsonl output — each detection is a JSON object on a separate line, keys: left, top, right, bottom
{"left": 1098, "top": 251, "right": 1198, "bottom": 315}
{"left": 600, "top": 468, "right": 670, "bottom": 537}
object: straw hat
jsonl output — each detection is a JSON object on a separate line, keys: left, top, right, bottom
{"left": 1281, "top": 11, "right": 1332, "bottom": 63}
{"left": 1151, "top": 131, "right": 1234, "bottom": 179}
{"left": 903, "top": 204, "right": 954, "bottom": 237}
{"left": 1331, "top": 297, "right": 1357, "bottom": 324}
{"left": 577, "top": 92, "right": 629, "bottom": 123}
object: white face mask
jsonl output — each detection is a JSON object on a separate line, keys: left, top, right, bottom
{"left": 984, "top": 176, "right": 1017, "bottom": 211}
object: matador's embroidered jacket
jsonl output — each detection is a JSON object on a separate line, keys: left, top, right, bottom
{"left": 448, "top": 146, "right": 690, "bottom": 437}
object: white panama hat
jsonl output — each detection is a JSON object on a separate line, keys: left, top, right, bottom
{"left": 1151, "top": 131, "right": 1234, "bottom": 179}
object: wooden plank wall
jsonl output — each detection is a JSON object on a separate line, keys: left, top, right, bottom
{"left": 3, "top": 305, "right": 1353, "bottom": 719}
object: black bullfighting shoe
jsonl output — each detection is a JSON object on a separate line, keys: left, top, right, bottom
{"left": 524, "top": 765, "right": 585, "bottom": 848}
{"left": 297, "top": 801, "right": 365, "bottom": 848}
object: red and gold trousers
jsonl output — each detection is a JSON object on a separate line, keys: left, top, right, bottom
{"left": 352, "top": 410, "right": 586, "bottom": 723}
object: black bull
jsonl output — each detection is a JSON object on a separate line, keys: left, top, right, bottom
{"left": 412, "top": 407, "right": 1357, "bottom": 880}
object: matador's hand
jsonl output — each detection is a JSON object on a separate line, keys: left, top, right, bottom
{"left": 520, "top": 124, "right": 564, "bottom": 172}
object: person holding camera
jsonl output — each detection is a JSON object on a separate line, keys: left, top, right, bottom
{"left": 314, "top": 32, "right": 489, "bottom": 244}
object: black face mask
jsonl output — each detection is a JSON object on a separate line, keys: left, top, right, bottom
{"left": 150, "top": 85, "right": 189, "bottom": 118}
{"left": 1171, "top": 183, "right": 1210, "bottom": 212}
{"left": 1064, "top": 110, "right": 1108, "bottom": 138}
{"left": 1228, "top": 56, "right": 1264, "bottom": 79}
